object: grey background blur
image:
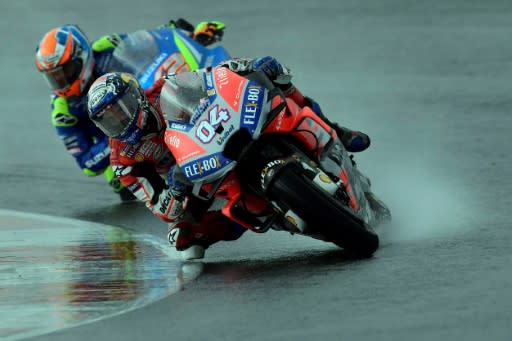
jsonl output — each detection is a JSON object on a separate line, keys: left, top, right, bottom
{"left": 1, "top": 1, "right": 511, "bottom": 340}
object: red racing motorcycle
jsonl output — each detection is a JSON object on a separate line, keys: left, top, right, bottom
{"left": 162, "top": 67, "right": 391, "bottom": 257}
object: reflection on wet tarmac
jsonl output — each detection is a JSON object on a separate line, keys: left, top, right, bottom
{"left": 0, "top": 210, "right": 203, "bottom": 341}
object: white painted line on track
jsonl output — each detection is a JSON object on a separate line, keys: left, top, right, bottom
{"left": 0, "top": 209, "right": 203, "bottom": 341}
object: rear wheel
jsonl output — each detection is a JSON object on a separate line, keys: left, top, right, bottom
{"left": 268, "top": 163, "right": 379, "bottom": 257}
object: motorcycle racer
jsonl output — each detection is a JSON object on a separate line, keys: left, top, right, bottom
{"left": 86, "top": 56, "right": 371, "bottom": 259}
{"left": 87, "top": 72, "right": 246, "bottom": 260}
{"left": 35, "top": 19, "right": 225, "bottom": 201}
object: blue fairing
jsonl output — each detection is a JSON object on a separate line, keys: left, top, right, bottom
{"left": 99, "top": 27, "right": 230, "bottom": 90}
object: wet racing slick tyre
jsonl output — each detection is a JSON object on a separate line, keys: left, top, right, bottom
{"left": 268, "top": 163, "right": 379, "bottom": 257}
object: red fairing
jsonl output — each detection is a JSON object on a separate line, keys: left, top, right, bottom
{"left": 264, "top": 97, "right": 336, "bottom": 157}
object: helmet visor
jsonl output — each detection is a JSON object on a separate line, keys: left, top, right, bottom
{"left": 91, "top": 83, "right": 141, "bottom": 137}
{"left": 42, "top": 59, "right": 83, "bottom": 91}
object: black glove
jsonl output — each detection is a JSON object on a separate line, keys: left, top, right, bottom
{"left": 168, "top": 18, "right": 195, "bottom": 32}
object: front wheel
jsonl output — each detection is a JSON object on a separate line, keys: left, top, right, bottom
{"left": 267, "top": 163, "right": 379, "bottom": 257}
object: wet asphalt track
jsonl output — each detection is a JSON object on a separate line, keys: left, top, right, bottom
{"left": 1, "top": 0, "right": 512, "bottom": 340}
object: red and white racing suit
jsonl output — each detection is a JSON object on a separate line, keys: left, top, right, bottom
{"left": 110, "top": 82, "right": 244, "bottom": 251}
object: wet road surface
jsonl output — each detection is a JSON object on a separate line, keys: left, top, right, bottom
{"left": 1, "top": 0, "right": 512, "bottom": 340}
{"left": 0, "top": 210, "right": 201, "bottom": 340}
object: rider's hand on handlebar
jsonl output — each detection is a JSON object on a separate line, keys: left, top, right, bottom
{"left": 168, "top": 18, "right": 195, "bottom": 32}
{"left": 251, "top": 56, "right": 292, "bottom": 85}
{"left": 192, "top": 21, "right": 225, "bottom": 46}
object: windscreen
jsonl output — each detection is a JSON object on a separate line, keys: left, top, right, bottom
{"left": 109, "top": 31, "right": 160, "bottom": 78}
{"left": 160, "top": 71, "right": 207, "bottom": 123}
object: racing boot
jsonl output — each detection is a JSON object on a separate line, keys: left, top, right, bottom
{"left": 331, "top": 124, "right": 371, "bottom": 153}
{"left": 280, "top": 83, "right": 371, "bottom": 153}
{"left": 167, "top": 212, "right": 246, "bottom": 260}
{"left": 303, "top": 96, "right": 370, "bottom": 153}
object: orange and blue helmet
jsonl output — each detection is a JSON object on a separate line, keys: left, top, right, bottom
{"left": 35, "top": 24, "right": 94, "bottom": 97}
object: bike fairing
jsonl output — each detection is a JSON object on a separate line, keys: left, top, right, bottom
{"left": 165, "top": 71, "right": 267, "bottom": 183}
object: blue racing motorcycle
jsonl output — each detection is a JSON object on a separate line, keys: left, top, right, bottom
{"left": 108, "top": 24, "right": 230, "bottom": 91}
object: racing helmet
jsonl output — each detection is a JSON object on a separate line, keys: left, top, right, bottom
{"left": 35, "top": 24, "right": 94, "bottom": 97}
{"left": 87, "top": 72, "right": 163, "bottom": 144}
{"left": 160, "top": 71, "right": 208, "bottom": 123}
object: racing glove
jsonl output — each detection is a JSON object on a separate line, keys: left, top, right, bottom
{"left": 192, "top": 21, "right": 225, "bottom": 46}
{"left": 92, "top": 33, "right": 122, "bottom": 52}
{"left": 168, "top": 18, "right": 195, "bottom": 32}
{"left": 251, "top": 56, "right": 292, "bottom": 85}
{"left": 164, "top": 166, "right": 190, "bottom": 221}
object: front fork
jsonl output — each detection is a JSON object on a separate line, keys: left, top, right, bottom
{"left": 260, "top": 154, "right": 349, "bottom": 234}
{"left": 319, "top": 141, "right": 375, "bottom": 225}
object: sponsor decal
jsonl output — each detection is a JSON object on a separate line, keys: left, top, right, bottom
{"left": 165, "top": 131, "right": 206, "bottom": 163}
{"left": 216, "top": 124, "right": 235, "bottom": 145}
{"left": 182, "top": 154, "right": 223, "bottom": 180}
{"left": 275, "top": 110, "right": 286, "bottom": 130}
{"left": 84, "top": 147, "right": 110, "bottom": 168}
{"left": 113, "top": 165, "right": 132, "bottom": 177}
{"left": 215, "top": 67, "right": 230, "bottom": 88}
{"left": 140, "top": 53, "right": 168, "bottom": 84}
{"left": 88, "top": 80, "right": 108, "bottom": 109}
{"left": 121, "top": 144, "right": 136, "bottom": 158}
{"left": 155, "top": 53, "right": 189, "bottom": 79}
{"left": 132, "top": 139, "right": 160, "bottom": 162}
{"left": 54, "top": 113, "right": 78, "bottom": 127}
{"left": 214, "top": 68, "right": 245, "bottom": 112}
{"left": 166, "top": 135, "right": 181, "bottom": 149}
{"left": 319, "top": 173, "right": 332, "bottom": 184}
{"left": 127, "top": 182, "right": 140, "bottom": 192}
{"left": 241, "top": 83, "right": 264, "bottom": 132}
{"left": 260, "top": 159, "right": 286, "bottom": 189}
{"left": 159, "top": 190, "right": 174, "bottom": 214}
{"left": 169, "top": 122, "right": 190, "bottom": 131}
{"left": 63, "top": 135, "right": 80, "bottom": 152}
{"left": 205, "top": 71, "right": 214, "bottom": 88}
{"left": 286, "top": 215, "right": 297, "bottom": 227}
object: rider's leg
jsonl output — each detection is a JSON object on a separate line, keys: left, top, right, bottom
{"left": 167, "top": 211, "right": 246, "bottom": 260}
{"left": 283, "top": 84, "right": 371, "bottom": 153}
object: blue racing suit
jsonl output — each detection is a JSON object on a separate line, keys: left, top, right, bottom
{"left": 49, "top": 33, "right": 130, "bottom": 193}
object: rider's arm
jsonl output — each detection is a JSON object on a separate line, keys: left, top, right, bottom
{"left": 51, "top": 96, "right": 110, "bottom": 175}
{"left": 91, "top": 33, "right": 127, "bottom": 52}
{"left": 220, "top": 56, "right": 291, "bottom": 83}
{"left": 168, "top": 18, "right": 225, "bottom": 46}
{"left": 110, "top": 148, "right": 183, "bottom": 222}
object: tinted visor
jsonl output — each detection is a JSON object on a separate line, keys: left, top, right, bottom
{"left": 91, "top": 83, "right": 141, "bottom": 137}
{"left": 42, "top": 59, "right": 83, "bottom": 91}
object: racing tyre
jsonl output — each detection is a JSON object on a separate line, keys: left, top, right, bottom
{"left": 268, "top": 163, "right": 379, "bottom": 257}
